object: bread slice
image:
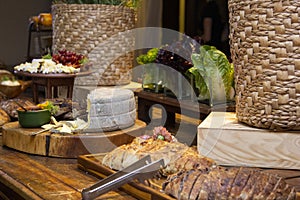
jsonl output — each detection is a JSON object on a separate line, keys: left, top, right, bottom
{"left": 227, "top": 167, "right": 253, "bottom": 199}
{"left": 179, "top": 169, "right": 202, "bottom": 200}
{"left": 238, "top": 169, "right": 261, "bottom": 199}
{"left": 162, "top": 171, "right": 185, "bottom": 198}
{"left": 197, "top": 168, "right": 217, "bottom": 199}
{"left": 215, "top": 167, "right": 240, "bottom": 199}
{"left": 190, "top": 173, "right": 209, "bottom": 200}
{"left": 252, "top": 172, "right": 277, "bottom": 199}
{"left": 267, "top": 177, "right": 294, "bottom": 200}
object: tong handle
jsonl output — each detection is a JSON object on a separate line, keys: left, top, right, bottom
{"left": 82, "top": 155, "right": 151, "bottom": 200}
{"left": 82, "top": 156, "right": 164, "bottom": 200}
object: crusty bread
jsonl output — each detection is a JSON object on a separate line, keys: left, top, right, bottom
{"left": 102, "top": 132, "right": 296, "bottom": 200}
{"left": 0, "top": 108, "right": 10, "bottom": 126}
{"left": 102, "top": 137, "right": 215, "bottom": 176}
{"left": 162, "top": 167, "right": 296, "bottom": 200}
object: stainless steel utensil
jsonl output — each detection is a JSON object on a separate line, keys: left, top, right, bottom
{"left": 30, "top": 124, "right": 63, "bottom": 136}
{"left": 81, "top": 155, "right": 165, "bottom": 200}
{"left": 13, "top": 100, "right": 28, "bottom": 111}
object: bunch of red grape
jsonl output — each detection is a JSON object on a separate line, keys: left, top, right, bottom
{"left": 155, "top": 36, "right": 202, "bottom": 73}
{"left": 152, "top": 126, "right": 173, "bottom": 142}
{"left": 52, "top": 50, "right": 86, "bottom": 68}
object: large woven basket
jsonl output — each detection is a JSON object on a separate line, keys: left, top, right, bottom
{"left": 51, "top": 4, "right": 136, "bottom": 86}
{"left": 228, "top": 0, "right": 300, "bottom": 130}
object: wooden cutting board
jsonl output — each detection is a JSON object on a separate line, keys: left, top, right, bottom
{"left": 2, "top": 120, "right": 146, "bottom": 158}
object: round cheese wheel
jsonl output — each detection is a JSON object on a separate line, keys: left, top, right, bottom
{"left": 86, "top": 88, "right": 136, "bottom": 131}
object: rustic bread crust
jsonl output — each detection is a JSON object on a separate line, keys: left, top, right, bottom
{"left": 162, "top": 167, "right": 296, "bottom": 200}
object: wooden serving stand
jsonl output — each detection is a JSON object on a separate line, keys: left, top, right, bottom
{"left": 15, "top": 70, "right": 91, "bottom": 103}
{"left": 2, "top": 120, "right": 146, "bottom": 158}
{"left": 198, "top": 112, "right": 300, "bottom": 170}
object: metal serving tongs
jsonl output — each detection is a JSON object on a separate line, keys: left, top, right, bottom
{"left": 81, "top": 155, "right": 165, "bottom": 200}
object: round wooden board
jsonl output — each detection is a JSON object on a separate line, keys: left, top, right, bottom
{"left": 2, "top": 120, "right": 146, "bottom": 158}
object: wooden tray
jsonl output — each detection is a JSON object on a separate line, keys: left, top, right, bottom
{"left": 78, "top": 154, "right": 300, "bottom": 200}
{"left": 77, "top": 154, "right": 175, "bottom": 200}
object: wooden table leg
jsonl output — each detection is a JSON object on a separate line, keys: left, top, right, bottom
{"left": 46, "top": 79, "right": 52, "bottom": 99}
{"left": 67, "top": 85, "right": 73, "bottom": 98}
{"left": 138, "top": 99, "right": 151, "bottom": 123}
{"left": 53, "top": 86, "right": 58, "bottom": 98}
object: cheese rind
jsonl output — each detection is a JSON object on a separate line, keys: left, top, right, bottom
{"left": 88, "top": 109, "right": 136, "bottom": 131}
{"left": 88, "top": 99, "right": 135, "bottom": 117}
{"left": 87, "top": 87, "right": 134, "bottom": 103}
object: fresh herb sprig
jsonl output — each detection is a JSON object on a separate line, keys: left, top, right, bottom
{"left": 37, "top": 101, "right": 59, "bottom": 115}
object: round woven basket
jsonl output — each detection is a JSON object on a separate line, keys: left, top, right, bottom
{"left": 228, "top": 0, "right": 300, "bottom": 130}
{"left": 0, "top": 70, "right": 32, "bottom": 99}
{"left": 51, "top": 4, "right": 136, "bottom": 86}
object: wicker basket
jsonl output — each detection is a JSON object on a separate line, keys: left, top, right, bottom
{"left": 51, "top": 4, "right": 136, "bottom": 86}
{"left": 0, "top": 70, "right": 32, "bottom": 99}
{"left": 228, "top": 0, "right": 300, "bottom": 130}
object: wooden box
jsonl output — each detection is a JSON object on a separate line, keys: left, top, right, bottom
{"left": 198, "top": 112, "right": 300, "bottom": 169}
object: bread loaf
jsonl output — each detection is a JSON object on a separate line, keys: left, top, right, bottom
{"left": 162, "top": 166, "right": 296, "bottom": 200}
{"left": 0, "top": 108, "right": 10, "bottom": 126}
{"left": 102, "top": 135, "right": 215, "bottom": 176}
{"left": 0, "top": 99, "right": 35, "bottom": 119}
{"left": 102, "top": 127, "right": 296, "bottom": 199}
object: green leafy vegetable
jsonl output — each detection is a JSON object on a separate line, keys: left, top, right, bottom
{"left": 136, "top": 48, "right": 159, "bottom": 65}
{"left": 1, "top": 75, "right": 11, "bottom": 82}
{"left": 42, "top": 53, "right": 52, "bottom": 59}
{"left": 187, "top": 45, "right": 234, "bottom": 104}
{"left": 37, "top": 101, "right": 59, "bottom": 115}
{"left": 157, "top": 135, "right": 165, "bottom": 141}
{"left": 79, "top": 57, "right": 89, "bottom": 65}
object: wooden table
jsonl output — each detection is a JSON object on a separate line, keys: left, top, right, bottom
{"left": 135, "top": 89, "right": 235, "bottom": 127}
{"left": 0, "top": 134, "right": 136, "bottom": 200}
{"left": 15, "top": 71, "right": 87, "bottom": 103}
{"left": 0, "top": 133, "right": 299, "bottom": 199}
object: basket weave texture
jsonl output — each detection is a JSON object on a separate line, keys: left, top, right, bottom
{"left": 52, "top": 4, "right": 136, "bottom": 86}
{"left": 0, "top": 70, "right": 32, "bottom": 98}
{"left": 228, "top": 0, "right": 300, "bottom": 130}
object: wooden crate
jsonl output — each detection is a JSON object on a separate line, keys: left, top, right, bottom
{"left": 198, "top": 112, "right": 300, "bottom": 169}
